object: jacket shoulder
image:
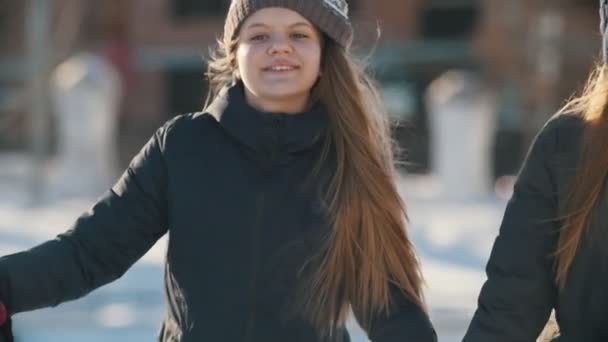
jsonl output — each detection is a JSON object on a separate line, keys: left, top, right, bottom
{"left": 541, "top": 112, "right": 584, "bottom": 148}
{"left": 164, "top": 112, "right": 218, "bottom": 135}
{"left": 156, "top": 112, "right": 219, "bottom": 149}
{"left": 536, "top": 113, "right": 586, "bottom": 192}
{"left": 526, "top": 112, "right": 584, "bottom": 166}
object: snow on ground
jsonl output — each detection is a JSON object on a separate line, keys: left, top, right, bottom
{"left": 0, "top": 154, "right": 508, "bottom": 341}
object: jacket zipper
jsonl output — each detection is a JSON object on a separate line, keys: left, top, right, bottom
{"left": 243, "top": 116, "right": 282, "bottom": 341}
{"left": 243, "top": 192, "right": 264, "bottom": 341}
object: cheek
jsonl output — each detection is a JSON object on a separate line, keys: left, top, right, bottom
{"left": 236, "top": 46, "right": 258, "bottom": 76}
{"left": 235, "top": 48, "right": 247, "bottom": 74}
{"left": 303, "top": 47, "right": 322, "bottom": 75}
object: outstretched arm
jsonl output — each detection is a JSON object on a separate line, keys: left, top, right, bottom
{"left": 0, "top": 123, "right": 172, "bottom": 315}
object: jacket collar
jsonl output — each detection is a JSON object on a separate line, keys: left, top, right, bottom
{"left": 205, "top": 82, "right": 329, "bottom": 155}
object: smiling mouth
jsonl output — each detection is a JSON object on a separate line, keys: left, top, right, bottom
{"left": 263, "top": 65, "right": 300, "bottom": 72}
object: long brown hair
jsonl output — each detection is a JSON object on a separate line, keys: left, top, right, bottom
{"left": 555, "top": 62, "right": 608, "bottom": 288}
{"left": 206, "top": 35, "right": 425, "bottom": 334}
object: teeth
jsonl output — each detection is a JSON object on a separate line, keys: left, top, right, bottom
{"left": 269, "top": 66, "right": 295, "bottom": 71}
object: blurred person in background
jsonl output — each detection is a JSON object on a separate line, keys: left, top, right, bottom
{"left": 463, "top": 1, "right": 608, "bottom": 341}
{"left": 0, "top": 0, "right": 437, "bottom": 341}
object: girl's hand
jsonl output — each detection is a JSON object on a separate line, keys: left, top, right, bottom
{"left": 0, "top": 302, "right": 13, "bottom": 342}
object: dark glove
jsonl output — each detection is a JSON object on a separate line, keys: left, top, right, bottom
{"left": 0, "top": 302, "right": 13, "bottom": 342}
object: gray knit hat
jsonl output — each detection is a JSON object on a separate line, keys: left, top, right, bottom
{"left": 223, "top": 0, "right": 354, "bottom": 48}
{"left": 601, "top": 0, "right": 608, "bottom": 62}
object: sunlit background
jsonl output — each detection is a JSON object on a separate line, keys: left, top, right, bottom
{"left": 0, "top": 0, "right": 600, "bottom": 341}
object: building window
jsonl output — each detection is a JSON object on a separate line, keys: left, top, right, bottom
{"left": 173, "top": 0, "right": 229, "bottom": 19}
{"left": 420, "top": 4, "right": 480, "bottom": 39}
{"left": 570, "top": 0, "right": 597, "bottom": 8}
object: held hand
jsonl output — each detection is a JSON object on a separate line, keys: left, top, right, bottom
{"left": 0, "top": 302, "right": 14, "bottom": 342}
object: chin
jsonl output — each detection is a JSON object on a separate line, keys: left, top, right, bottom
{"left": 259, "top": 86, "right": 312, "bottom": 100}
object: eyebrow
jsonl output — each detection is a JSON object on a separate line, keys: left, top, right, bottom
{"left": 243, "top": 22, "right": 314, "bottom": 30}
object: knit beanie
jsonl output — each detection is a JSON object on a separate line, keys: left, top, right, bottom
{"left": 223, "top": 0, "right": 354, "bottom": 48}
{"left": 601, "top": 0, "right": 608, "bottom": 62}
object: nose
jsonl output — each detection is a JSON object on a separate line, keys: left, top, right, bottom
{"left": 267, "top": 36, "right": 293, "bottom": 55}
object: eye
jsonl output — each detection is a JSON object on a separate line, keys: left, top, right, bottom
{"left": 291, "top": 32, "right": 310, "bottom": 39}
{"left": 250, "top": 34, "right": 269, "bottom": 42}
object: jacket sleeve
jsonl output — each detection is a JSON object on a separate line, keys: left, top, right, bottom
{"left": 361, "top": 286, "right": 438, "bottom": 342}
{"left": 462, "top": 117, "right": 563, "bottom": 342}
{"left": 0, "top": 123, "right": 171, "bottom": 314}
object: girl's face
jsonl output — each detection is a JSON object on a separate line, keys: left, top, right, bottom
{"left": 236, "top": 7, "right": 323, "bottom": 113}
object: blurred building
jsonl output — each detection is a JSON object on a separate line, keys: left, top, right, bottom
{"left": 0, "top": 0, "right": 601, "bottom": 175}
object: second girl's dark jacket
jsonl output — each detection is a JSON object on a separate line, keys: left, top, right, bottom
{"left": 0, "top": 83, "right": 437, "bottom": 342}
{"left": 463, "top": 113, "right": 608, "bottom": 342}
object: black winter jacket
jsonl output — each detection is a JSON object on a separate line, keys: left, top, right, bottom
{"left": 463, "top": 113, "right": 608, "bottom": 342}
{"left": 0, "top": 83, "right": 437, "bottom": 342}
